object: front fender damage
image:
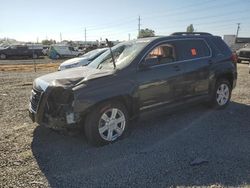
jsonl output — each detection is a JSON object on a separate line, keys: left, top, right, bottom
{"left": 38, "top": 86, "right": 80, "bottom": 130}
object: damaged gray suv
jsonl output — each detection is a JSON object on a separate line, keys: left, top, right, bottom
{"left": 29, "top": 32, "right": 237, "bottom": 146}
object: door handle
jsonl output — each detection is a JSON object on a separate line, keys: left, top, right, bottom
{"left": 208, "top": 59, "right": 214, "bottom": 65}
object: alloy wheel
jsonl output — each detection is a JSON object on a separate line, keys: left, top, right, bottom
{"left": 216, "top": 83, "right": 230, "bottom": 106}
{"left": 98, "top": 108, "right": 126, "bottom": 141}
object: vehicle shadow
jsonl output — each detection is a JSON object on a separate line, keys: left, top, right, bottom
{"left": 31, "top": 101, "right": 250, "bottom": 187}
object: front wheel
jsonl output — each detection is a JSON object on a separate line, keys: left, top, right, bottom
{"left": 210, "top": 79, "right": 232, "bottom": 109}
{"left": 0, "top": 54, "right": 6, "bottom": 59}
{"left": 84, "top": 101, "right": 129, "bottom": 146}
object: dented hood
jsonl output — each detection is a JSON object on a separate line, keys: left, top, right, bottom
{"left": 34, "top": 66, "right": 113, "bottom": 91}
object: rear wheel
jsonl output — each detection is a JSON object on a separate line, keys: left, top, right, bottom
{"left": 210, "top": 79, "right": 232, "bottom": 109}
{"left": 84, "top": 101, "right": 129, "bottom": 146}
{"left": 0, "top": 54, "right": 6, "bottom": 59}
{"left": 237, "top": 59, "right": 241, "bottom": 63}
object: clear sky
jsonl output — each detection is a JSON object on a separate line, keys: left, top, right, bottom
{"left": 1, "top": 0, "right": 250, "bottom": 42}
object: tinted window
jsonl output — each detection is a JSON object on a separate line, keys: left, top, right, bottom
{"left": 173, "top": 39, "right": 210, "bottom": 61}
{"left": 210, "top": 37, "right": 231, "bottom": 56}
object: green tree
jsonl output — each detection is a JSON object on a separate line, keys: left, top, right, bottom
{"left": 186, "top": 24, "right": 194, "bottom": 33}
{"left": 138, "top": 28, "right": 155, "bottom": 38}
{"left": 41, "top": 39, "right": 56, "bottom": 45}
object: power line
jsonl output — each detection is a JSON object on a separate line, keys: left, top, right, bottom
{"left": 63, "top": 0, "right": 225, "bottom": 33}
{"left": 50, "top": 0, "right": 250, "bottom": 41}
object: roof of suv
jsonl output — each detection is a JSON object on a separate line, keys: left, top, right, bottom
{"left": 137, "top": 32, "right": 217, "bottom": 44}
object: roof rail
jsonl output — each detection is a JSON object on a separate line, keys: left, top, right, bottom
{"left": 171, "top": 32, "right": 212, "bottom": 36}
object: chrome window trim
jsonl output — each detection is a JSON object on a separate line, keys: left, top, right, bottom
{"left": 137, "top": 38, "right": 212, "bottom": 70}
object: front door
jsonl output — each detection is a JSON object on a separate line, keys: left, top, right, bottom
{"left": 136, "top": 43, "right": 185, "bottom": 110}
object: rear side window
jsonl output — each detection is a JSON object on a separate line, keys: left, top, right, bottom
{"left": 173, "top": 39, "right": 210, "bottom": 61}
{"left": 210, "top": 37, "right": 231, "bottom": 56}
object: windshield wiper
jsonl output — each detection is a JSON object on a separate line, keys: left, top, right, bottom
{"left": 106, "top": 38, "right": 116, "bottom": 69}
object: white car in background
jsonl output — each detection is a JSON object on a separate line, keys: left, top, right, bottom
{"left": 58, "top": 48, "right": 108, "bottom": 71}
{"left": 49, "top": 45, "right": 83, "bottom": 59}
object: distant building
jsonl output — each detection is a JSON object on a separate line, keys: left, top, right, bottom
{"left": 224, "top": 35, "right": 250, "bottom": 51}
{"left": 223, "top": 35, "right": 236, "bottom": 48}
{"left": 235, "top": 37, "right": 250, "bottom": 43}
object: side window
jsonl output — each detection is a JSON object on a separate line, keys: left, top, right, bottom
{"left": 210, "top": 37, "right": 231, "bottom": 57}
{"left": 144, "top": 44, "right": 176, "bottom": 66}
{"left": 174, "top": 39, "right": 210, "bottom": 61}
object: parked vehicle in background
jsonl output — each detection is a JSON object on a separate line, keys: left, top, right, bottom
{"left": 0, "top": 44, "right": 10, "bottom": 50}
{"left": 29, "top": 32, "right": 237, "bottom": 146}
{"left": 48, "top": 45, "right": 83, "bottom": 59}
{"left": 42, "top": 46, "right": 50, "bottom": 56}
{"left": 58, "top": 48, "right": 108, "bottom": 71}
{"left": 236, "top": 47, "right": 250, "bottom": 63}
{"left": 0, "top": 45, "right": 43, "bottom": 59}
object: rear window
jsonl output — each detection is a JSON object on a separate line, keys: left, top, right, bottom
{"left": 173, "top": 39, "right": 210, "bottom": 61}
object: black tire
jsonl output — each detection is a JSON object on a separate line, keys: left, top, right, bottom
{"left": 0, "top": 54, "right": 6, "bottom": 60}
{"left": 84, "top": 101, "right": 129, "bottom": 146}
{"left": 237, "top": 59, "right": 241, "bottom": 63}
{"left": 209, "top": 79, "right": 232, "bottom": 109}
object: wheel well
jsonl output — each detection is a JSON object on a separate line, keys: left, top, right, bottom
{"left": 82, "top": 95, "right": 136, "bottom": 121}
{"left": 217, "top": 73, "right": 233, "bottom": 88}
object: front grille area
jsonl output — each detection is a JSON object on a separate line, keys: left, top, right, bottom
{"left": 30, "top": 88, "right": 43, "bottom": 112}
{"left": 239, "top": 51, "right": 250, "bottom": 58}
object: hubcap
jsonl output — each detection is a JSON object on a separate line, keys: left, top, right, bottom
{"left": 98, "top": 108, "right": 126, "bottom": 141}
{"left": 216, "top": 83, "right": 230, "bottom": 106}
{"left": 0, "top": 54, "right": 6, "bottom": 59}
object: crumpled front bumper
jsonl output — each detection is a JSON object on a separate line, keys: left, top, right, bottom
{"left": 28, "top": 86, "right": 79, "bottom": 130}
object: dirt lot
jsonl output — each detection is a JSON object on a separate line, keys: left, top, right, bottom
{"left": 0, "top": 60, "right": 249, "bottom": 188}
{"left": 0, "top": 58, "right": 62, "bottom": 72}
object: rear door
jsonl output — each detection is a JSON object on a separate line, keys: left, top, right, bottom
{"left": 173, "top": 39, "right": 211, "bottom": 98}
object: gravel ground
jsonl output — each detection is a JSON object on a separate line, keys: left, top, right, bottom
{"left": 0, "top": 63, "right": 249, "bottom": 188}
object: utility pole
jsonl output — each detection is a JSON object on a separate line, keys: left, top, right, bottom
{"left": 60, "top": 32, "right": 62, "bottom": 42}
{"left": 138, "top": 16, "right": 141, "bottom": 38}
{"left": 236, "top": 23, "right": 240, "bottom": 39}
{"left": 84, "top": 28, "right": 87, "bottom": 46}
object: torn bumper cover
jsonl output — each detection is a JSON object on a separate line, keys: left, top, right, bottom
{"left": 29, "top": 85, "right": 80, "bottom": 130}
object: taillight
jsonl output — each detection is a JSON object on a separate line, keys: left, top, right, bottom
{"left": 231, "top": 53, "right": 238, "bottom": 69}
{"left": 231, "top": 53, "right": 238, "bottom": 62}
